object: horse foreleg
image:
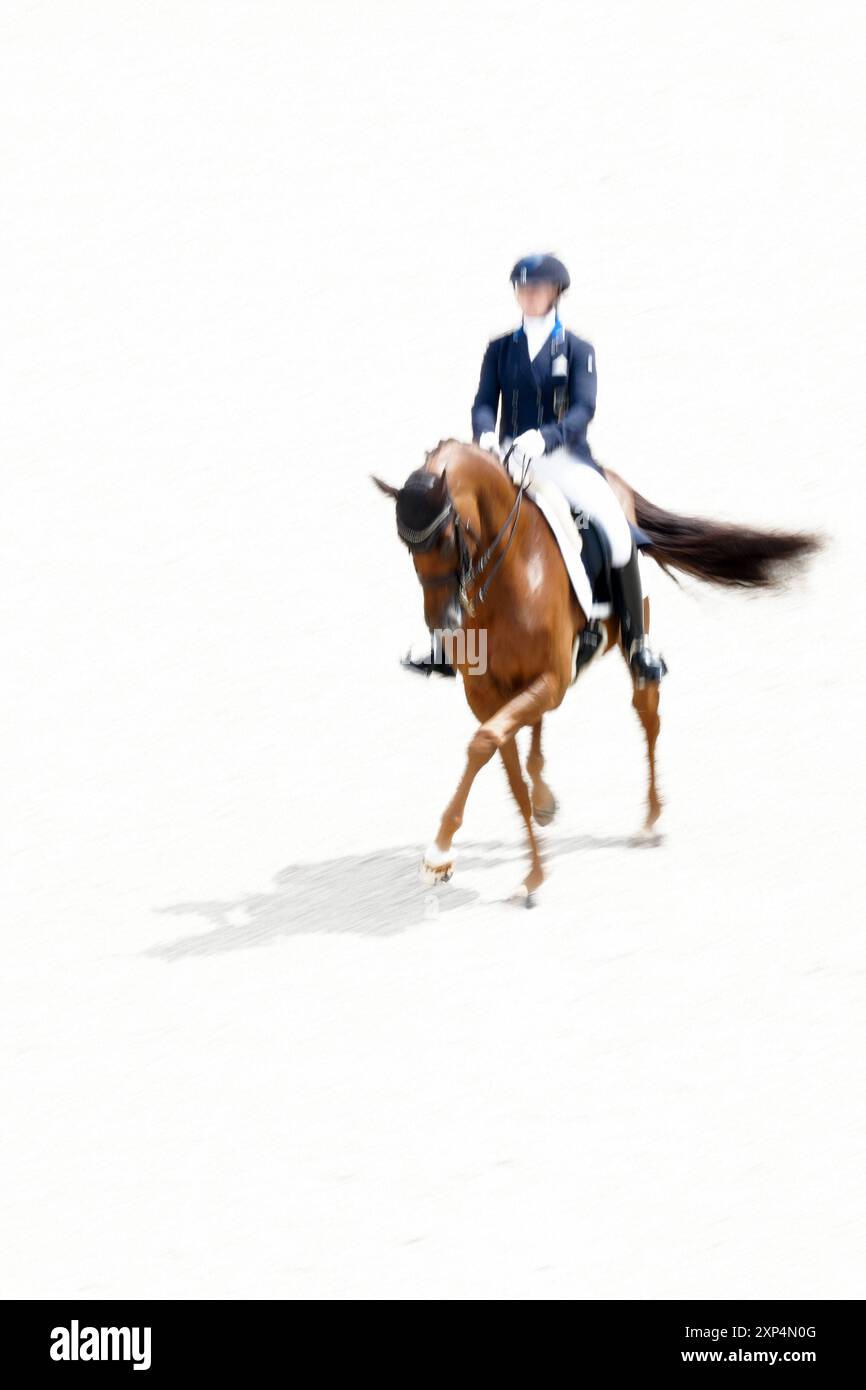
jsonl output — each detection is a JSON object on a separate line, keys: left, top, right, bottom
{"left": 423, "top": 672, "right": 562, "bottom": 885}
{"left": 527, "top": 718, "right": 557, "bottom": 825}
{"left": 499, "top": 737, "right": 544, "bottom": 899}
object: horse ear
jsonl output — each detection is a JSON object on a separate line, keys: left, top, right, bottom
{"left": 370, "top": 473, "right": 399, "bottom": 500}
{"left": 432, "top": 469, "right": 448, "bottom": 501}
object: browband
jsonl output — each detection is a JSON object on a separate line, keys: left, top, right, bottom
{"left": 396, "top": 501, "right": 453, "bottom": 548}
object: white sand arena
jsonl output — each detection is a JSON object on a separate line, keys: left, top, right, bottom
{"left": 1, "top": 0, "right": 864, "bottom": 1299}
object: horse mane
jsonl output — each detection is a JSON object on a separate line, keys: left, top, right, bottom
{"left": 423, "top": 438, "right": 462, "bottom": 472}
{"left": 423, "top": 438, "right": 510, "bottom": 486}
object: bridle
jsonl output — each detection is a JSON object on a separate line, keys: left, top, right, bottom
{"left": 398, "top": 444, "right": 531, "bottom": 617}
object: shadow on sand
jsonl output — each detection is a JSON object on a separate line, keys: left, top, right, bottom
{"left": 148, "top": 831, "right": 658, "bottom": 962}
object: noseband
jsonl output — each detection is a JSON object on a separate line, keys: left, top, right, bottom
{"left": 399, "top": 444, "right": 530, "bottom": 616}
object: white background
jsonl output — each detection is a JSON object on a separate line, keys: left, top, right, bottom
{"left": 1, "top": 0, "right": 864, "bottom": 1298}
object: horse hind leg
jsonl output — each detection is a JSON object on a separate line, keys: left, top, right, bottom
{"left": 527, "top": 718, "right": 557, "bottom": 825}
{"left": 624, "top": 596, "right": 663, "bottom": 834}
{"left": 632, "top": 680, "right": 662, "bottom": 832}
{"left": 499, "top": 736, "right": 544, "bottom": 903}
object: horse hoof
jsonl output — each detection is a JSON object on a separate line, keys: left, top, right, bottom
{"left": 508, "top": 883, "right": 537, "bottom": 909}
{"left": 632, "top": 825, "right": 663, "bottom": 847}
{"left": 420, "top": 846, "right": 454, "bottom": 884}
{"left": 420, "top": 861, "right": 453, "bottom": 884}
{"left": 533, "top": 794, "right": 558, "bottom": 827}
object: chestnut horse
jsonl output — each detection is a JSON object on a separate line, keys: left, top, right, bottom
{"left": 373, "top": 440, "right": 820, "bottom": 902}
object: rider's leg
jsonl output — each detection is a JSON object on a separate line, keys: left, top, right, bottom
{"left": 530, "top": 448, "right": 633, "bottom": 562}
{"left": 530, "top": 449, "right": 667, "bottom": 684}
{"left": 609, "top": 542, "right": 668, "bottom": 685}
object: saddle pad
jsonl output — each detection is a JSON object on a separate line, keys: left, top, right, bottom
{"left": 523, "top": 476, "right": 613, "bottom": 621}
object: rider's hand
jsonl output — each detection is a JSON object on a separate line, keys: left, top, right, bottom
{"left": 512, "top": 429, "right": 546, "bottom": 459}
{"left": 508, "top": 430, "right": 545, "bottom": 488}
{"left": 478, "top": 431, "right": 501, "bottom": 458}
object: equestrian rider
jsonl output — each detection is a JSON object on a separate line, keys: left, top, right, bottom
{"left": 401, "top": 252, "right": 667, "bottom": 685}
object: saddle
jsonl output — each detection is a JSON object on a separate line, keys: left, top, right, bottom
{"left": 514, "top": 472, "right": 652, "bottom": 684}
{"left": 569, "top": 514, "right": 613, "bottom": 682}
{"left": 576, "top": 511, "right": 654, "bottom": 600}
{"left": 575, "top": 513, "right": 613, "bottom": 605}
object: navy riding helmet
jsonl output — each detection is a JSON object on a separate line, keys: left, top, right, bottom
{"left": 510, "top": 252, "right": 570, "bottom": 291}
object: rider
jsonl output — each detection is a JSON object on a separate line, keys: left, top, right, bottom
{"left": 402, "top": 252, "right": 667, "bottom": 685}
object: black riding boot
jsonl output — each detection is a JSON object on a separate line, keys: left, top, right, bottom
{"left": 609, "top": 543, "right": 668, "bottom": 685}
{"left": 400, "top": 630, "right": 456, "bottom": 678}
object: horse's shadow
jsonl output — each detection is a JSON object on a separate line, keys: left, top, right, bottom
{"left": 147, "top": 832, "right": 649, "bottom": 962}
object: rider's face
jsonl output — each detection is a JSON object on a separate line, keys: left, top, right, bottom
{"left": 515, "top": 281, "right": 559, "bottom": 316}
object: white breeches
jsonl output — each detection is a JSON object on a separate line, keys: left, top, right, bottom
{"left": 528, "top": 447, "right": 634, "bottom": 567}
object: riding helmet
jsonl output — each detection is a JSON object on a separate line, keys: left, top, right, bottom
{"left": 509, "top": 252, "right": 570, "bottom": 291}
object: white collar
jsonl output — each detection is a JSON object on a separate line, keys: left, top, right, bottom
{"left": 522, "top": 306, "right": 557, "bottom": 334}
{"left": 521, "top": 305, "right": 557, "bottom": 360}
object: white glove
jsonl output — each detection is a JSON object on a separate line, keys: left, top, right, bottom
{"left": 478, "top": 431, "right": 501, "bottom": 458}
{"left": 513, "top": 429, "right": 546, "bottom": 459}
{"left": 507, "top": 431, "right": 545, "bottom": 487}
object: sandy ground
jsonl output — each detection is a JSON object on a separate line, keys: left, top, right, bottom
{"left": 1, "top": 1, "right": 865, "bottom": 1299}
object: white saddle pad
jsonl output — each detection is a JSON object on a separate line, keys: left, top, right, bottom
{"left": 523, "top": 475, "right": 613, "bottom": 622}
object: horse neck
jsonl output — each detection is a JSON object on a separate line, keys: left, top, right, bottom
{"left": 444, "top": 448, "right": 517, "bottom": 547}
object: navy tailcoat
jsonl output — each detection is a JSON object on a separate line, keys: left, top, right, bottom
{"left": 471, "top": 319, "right": 598, "bottom": 463}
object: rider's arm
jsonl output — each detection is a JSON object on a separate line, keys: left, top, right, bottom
{"left": 471, "top": 339, "right": 501, "bottom": 441}
{"left": 539, "top": 341, "right": 597, "bottom": 453}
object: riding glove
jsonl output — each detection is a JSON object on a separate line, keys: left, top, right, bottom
{"left": 512, "top": 429, "right": 546, "bottom": 460}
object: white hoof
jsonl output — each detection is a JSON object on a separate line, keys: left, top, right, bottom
{"left": 420, "top": 844, "right": 455, "bottom": 884}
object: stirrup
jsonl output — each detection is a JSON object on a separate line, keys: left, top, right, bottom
{"left": 628, "top": 636, "right": 668, "bottom": 686}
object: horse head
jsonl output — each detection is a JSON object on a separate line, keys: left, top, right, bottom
{"left": 371, "top": 465, "right": 476, "bottom": 632}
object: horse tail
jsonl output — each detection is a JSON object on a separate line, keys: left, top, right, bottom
{"left": 627, "top": 483, "right": 824, "bottom": 589}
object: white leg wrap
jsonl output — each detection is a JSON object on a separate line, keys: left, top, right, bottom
{"left": 424, "top": 843, "right": 455, "bottom": 867}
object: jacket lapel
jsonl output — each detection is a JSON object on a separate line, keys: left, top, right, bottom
{"left": 520, "top": 316, "right": 563, "bottom": 389}
{"left": 528, "top": 335, "right": 553, "bottom": 390}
